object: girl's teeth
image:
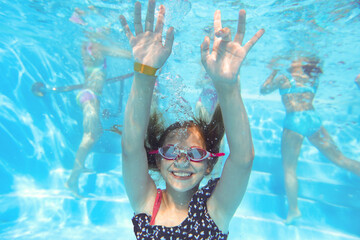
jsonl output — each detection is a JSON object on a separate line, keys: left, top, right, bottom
{"left": 173, "top": 172, "right": 191, "bottom": 177}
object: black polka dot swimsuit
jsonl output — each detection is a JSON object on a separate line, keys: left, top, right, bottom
{"left": 132, "top": 178, "right": 229, "bottom": 239}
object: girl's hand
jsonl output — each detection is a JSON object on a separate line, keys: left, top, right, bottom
{"left": 120, "top": 0, "right": 174, "bottom": 69}
{"left": 201, "top": 10, "right": 264, "bottom": 86}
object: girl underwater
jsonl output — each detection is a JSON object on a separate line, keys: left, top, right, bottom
{"left": 118, "top": 0, "right": 264, "bottom": 238}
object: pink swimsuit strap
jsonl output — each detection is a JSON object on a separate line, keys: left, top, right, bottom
{"left": 149, "top": 189, "right": 162, "bottom": 225}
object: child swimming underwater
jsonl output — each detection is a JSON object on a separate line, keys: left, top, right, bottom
{"left": 117, "top": 0, "right": 264, "bottom": 238}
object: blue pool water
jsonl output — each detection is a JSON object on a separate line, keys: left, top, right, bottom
{"left": 1, "top": 0, "right": 360, "bottom": 239}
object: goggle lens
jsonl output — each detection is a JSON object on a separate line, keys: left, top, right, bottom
{"left": 188, "top": 148, "right": 207, "bottom": 160}
{"left": 159, "top": 145, "right": 208, "bottom": 161}
{"left": 160, "top": 145, "right": 178, "bottom": 159}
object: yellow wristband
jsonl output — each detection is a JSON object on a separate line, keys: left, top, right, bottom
{"left": 134, "top": 62, "right": 159, "bottom": 76}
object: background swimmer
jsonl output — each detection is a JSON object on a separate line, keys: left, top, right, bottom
{"left": 66, "top": 6, "right": 132, "bottom": 198}
{"left": 260, "top": 57, "right": 360, "bottom": 224}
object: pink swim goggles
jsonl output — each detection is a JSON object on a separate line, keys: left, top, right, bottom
{"left": 149, "top": 144, "right": 225, "bottom": 162}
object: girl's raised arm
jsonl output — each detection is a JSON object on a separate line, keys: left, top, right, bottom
{"left": 120, "top": 0, "right": 174, "bottom": 213}
{"left": 201, "top": 9, "right": 264, "bottom": 231}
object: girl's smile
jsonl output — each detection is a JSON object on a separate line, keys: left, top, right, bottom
{"left": 158, "top": 127, "right": 209, "bottom": 192}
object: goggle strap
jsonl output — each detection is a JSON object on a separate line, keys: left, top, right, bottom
{"left": 148, "top": 150, "right": 159, "bottom": 154}
{"left": 210, "top": 153, "right": 225, "bottom": 157}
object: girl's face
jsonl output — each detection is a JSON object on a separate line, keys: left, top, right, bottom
{"left": 157, "top": 126, "right": 209, "bottom": 193}
{"left": 290, "top": 60, "right": 304, "bottom": 73}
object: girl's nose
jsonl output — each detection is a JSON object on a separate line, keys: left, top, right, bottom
{"left": 174, "top": 154, "right": 190, "bottom": 168}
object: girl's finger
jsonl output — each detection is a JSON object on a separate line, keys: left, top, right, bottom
{"left": 234, "top": 10, "right": 246, "bottom": 44}
{"left": 201, "top": 36, "right": 211, "bottom": 67}
{"left": 243, "top": 28, "right": 265, "bottom": 53}
{"left": 145, "top": 0, "right": 156, "bottom": 32}
{"left": 164, "top": 27, "right": 175, "bottom": 54}
{"left": 155, "top": 5, "right": 165, "bottom": 34}
{"left": 119, "top": 15, "right": 134, "bottom": 40}
{"left": 215, "top": 28, "right": 232, "bottom": 42}
{"left": 214, "top": 10, "right": 222, "bottom": 38}
{"left": 134, "top": 2, "right": 143, "bottom": 35}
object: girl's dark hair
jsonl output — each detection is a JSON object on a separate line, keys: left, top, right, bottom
{"left": 287, "top": 57, "right": 323, "bottom": 79}
{"left": 302, "top": 61, "right": 323, "bottom": 78}
{"left": 145, "top": 104, "right": 225, "bottom": 175}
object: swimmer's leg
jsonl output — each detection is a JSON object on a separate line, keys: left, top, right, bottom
{"left": 308, "top": 126, "right": 360, "bottom": 176}
{"left": 66, "top": 100, "right": 103, "bottom": 197}
{"left": 65, "top": 133, "right": 98, "bottom": 198}
{"left": 282, "top": 128, "right": 304, "bottom": 224}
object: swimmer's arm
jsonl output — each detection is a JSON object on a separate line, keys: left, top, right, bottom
{"left": 120, "top": 0, "right": 174, "bottom": 214}
{"left": 259, "top": 70, "right": 282, "bottom": 94}
{"left": 207, "top": 81, "right": 254, "bottom": 230}
{"left": 201, "top": 9, "right": 263, "bottom": 231}
{"left": 122, "top": 73, "right": 158, "bottom": 213}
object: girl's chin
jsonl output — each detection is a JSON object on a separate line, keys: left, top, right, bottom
{"left": 167, "top": 175, "right": 203, "bottom": 192}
